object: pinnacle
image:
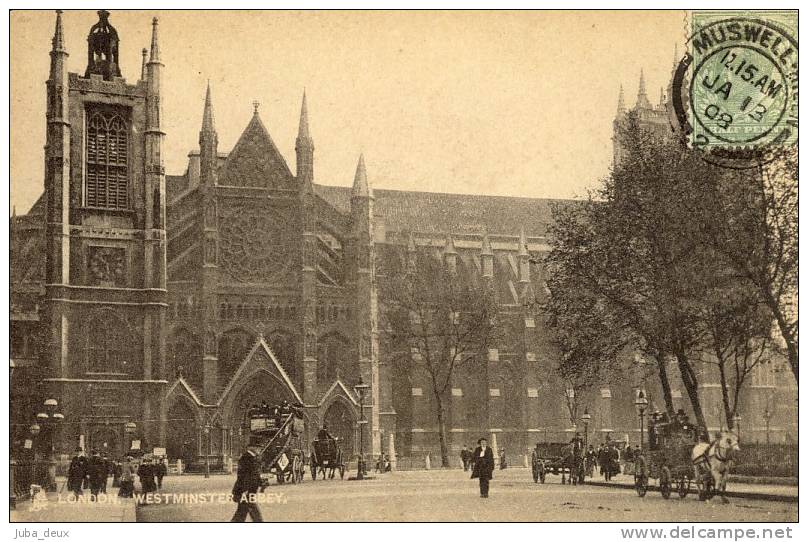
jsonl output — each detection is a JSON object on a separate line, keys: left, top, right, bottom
{"left": 51, "top": 10, "right": 65, "bottom": 52}
{"left": 201, "top": 81, "right": 216, "bottom": 133}
{"left": 352, "top": 154, "right": 371, "bottom": 198}
{"left": 297, "top": 90, "right": 311, "bottom": 141}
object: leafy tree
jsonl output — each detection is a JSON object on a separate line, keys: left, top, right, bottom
{"left": 380, "top": 245, "right": 498, "bottom": 467}
{"left": 705, "top": 148, "right": 798, "bottom": 380}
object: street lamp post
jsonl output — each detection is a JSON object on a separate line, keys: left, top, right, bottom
{"left": 634, "top": 391, "right": 648, "bottom": 450}
{"left": 733, "top": 414, "right": 742, "bottom": 442}
{"left": 36, "top": 398, "right": 64, "bottom": 491}
{"left": 354, "top": 377, "right": 370, "bottom": 480}
{"left": 581, "top": 409, "right": 592, "bottom": 449}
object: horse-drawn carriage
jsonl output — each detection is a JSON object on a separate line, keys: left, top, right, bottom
{"left": 310, "top": 437, "right": 346, "bottom": 480}
{"left": 532, "top": 440, "right": 585, "bottom": 485}
{"left": 633, "top": 416, "right": 738, "bottom": 501}
{"left": 245, "top": 402, "right": 306, "bottom": 485}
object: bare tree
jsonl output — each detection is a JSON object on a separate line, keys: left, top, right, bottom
{"left": 381, "top": 246, "right": 498, "bottom": 467}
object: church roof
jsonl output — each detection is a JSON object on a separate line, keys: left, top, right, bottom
{"left": 218, "top": 111, "right": 295, "bottom": 189}
{"left": 314, "top": 184, "right": 571, "bottom": 236}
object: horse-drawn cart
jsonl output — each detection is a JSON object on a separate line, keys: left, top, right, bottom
{"left": 532, "top": 441, "right": 585, "bottom": 485}
{"left": 310, "top": 437, "right": 346, "bottom": 480}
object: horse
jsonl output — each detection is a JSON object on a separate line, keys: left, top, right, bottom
{"left": 560, "top": 443, "right": 584, "bottom": 485}
{"left": 691, "top": 431, "right": 740, "bottom": 503}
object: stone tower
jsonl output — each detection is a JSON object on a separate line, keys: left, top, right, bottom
{"left": 42, "top": 10, "right": 168, "bottom": 455}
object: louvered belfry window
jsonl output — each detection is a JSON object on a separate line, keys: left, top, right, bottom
{"left": 85, "top": 109, "right": 129, "bottom": 209}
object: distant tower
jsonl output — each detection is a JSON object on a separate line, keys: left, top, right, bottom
{"left": 636, "top": 69, "right": 651, "bottom": 110}
{"left": 43, "top": 10, "right": 167, "bottom": 455}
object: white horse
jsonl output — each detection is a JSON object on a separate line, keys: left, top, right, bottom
{"left": 691, "top": 431, "right": 740, "bottom": 503}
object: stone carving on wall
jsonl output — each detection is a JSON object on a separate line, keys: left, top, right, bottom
{"left": 218, "top": 206, "right": 294, "bottom": 283}
{"left": 88, "top": 246, "right": 126, "bottom": 286}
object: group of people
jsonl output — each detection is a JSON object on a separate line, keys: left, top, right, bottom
{"left": 66, "top": 448, "right": 167, "bottom": 499}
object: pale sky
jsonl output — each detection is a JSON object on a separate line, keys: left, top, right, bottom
{"left": 10, "top": 10, "right": 683, "bottom": 214}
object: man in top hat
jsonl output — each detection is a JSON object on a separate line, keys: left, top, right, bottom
{"left": 87, "top": 450, "right": 107, "bottom": 498}
{"left": 231, "top": 446, "right": 264, "bottom": 522}
{"left": 470, "top": 438, "right": 495, "bottom": 498}
{"left": 67, "top": 447, "right": 87, "bottom": 496}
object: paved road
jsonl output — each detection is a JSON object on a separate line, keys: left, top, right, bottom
{"left": 137, "top": 469, "right": 797, "bottom": 522}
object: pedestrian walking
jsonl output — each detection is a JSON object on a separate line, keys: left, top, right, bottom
{"left": 118, "top": 456, "right": 135, "bottom": 498}
{"left": 111, "top": 459, "right": 122, "bottom": 488}
{"left": 460, "top": 446, "right": 470, "bottom": 471}
{"left": 470, "top": 437, "right": 494, "bottom": 498}
{"left": 67, "top": 448, "right": 87, "bottom": 497}
{"left": 499, "top": 448, "right": 508, "bottom": 470}
{"left": 137, "top": 456, "right": 157, "bottom": 497}
{"left": 156, "top": 458, "right": 167, "bottom": 489}
{"left": 231, "top": 446, "right": 264, "bottom": 522}
{"left": 87, "top": 450, "right": 107, "bottom": 499}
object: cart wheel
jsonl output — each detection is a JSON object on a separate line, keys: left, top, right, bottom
{"left": 634, "top": 473, "right": 648, "bottom": 497}
{"left": 677, "top": 478, "right": 689, "bottom": 499}
{"left": 660, "top": 467, "right": 672, "bottom": 499}
{"left": 339, "top": 465, "right": 345, "bottom": 479}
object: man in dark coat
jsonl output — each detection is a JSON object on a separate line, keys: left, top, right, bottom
{"left": 231, "top": 446, "right": 264, "bottom": 522}
{"left": 137, "top": 457, "right": 157, "bottom": 496}
{"left": 155, "top": 458, "right": 167, "bottom": 489}
{"left": 87, "top": 450, "right": 107, "bottom": 498}
{"left": 67, "top": 448, "right": 87, "bottom": 496}
{"left": 470, "top": 437, "right": 495, "bottom": 498}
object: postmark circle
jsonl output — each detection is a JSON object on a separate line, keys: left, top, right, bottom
{"left": 690, "top": 44, "right": 788, "bottom": 144}
{"left": 669, "top": 15, "right": 798, "bottom": 168}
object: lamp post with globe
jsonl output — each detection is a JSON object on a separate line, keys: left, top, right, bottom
{"left": 634, "top": 391, "right": 648, "bottom": 450}
{"left": 353, "top": 377, "right": 370, "bottom": 480}
{"left": 36, "top": 398, "right": 64, "bottom": 491}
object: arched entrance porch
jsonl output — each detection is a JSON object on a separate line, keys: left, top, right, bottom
{"left": 322, "top": 400, "right": 356, "bottom": 455}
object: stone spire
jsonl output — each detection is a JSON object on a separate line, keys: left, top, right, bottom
{"left": 616, "top": 84, "right": 626, "bottom": 116}
{"left": 659, "top": 87, "right": 665, "bottom": 109}
{"left": 149, "top": 16, "right": 161, "bottom": 63}
{"left": 51, "top": 9, "right": 65, "bottom": 52}
{"left": 352, "top": 154, "right": 371, "bottom": 198}
{"left": 296, "top": 90, "right": 314, "bottom": 190}
{"left": 298, "top": 90, "right": 311, "bottom": 141}
{"left": 49, "top": 10, "right": 69, "bottom": 84}
{"left": 141, "top": 48, "right": 148, "bottom": 80}
{"left": 202, "top": 80, "right": 215, "bottom": 134}
{"left": 636, "top": 69, "right": 651, "bottom": 109}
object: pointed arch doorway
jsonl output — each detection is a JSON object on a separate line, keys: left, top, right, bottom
{"left": 322, "top": 400, "right": 356, "bottom": 455}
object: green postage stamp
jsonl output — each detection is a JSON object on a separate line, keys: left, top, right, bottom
{"left": 675, "top": 11, "right": 797, "bottom": 155}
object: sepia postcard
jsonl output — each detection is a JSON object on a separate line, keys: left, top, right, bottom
{"left": 7, "top": 8, "right": 798, "bottom": 527}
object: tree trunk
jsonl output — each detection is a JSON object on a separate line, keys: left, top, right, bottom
{"left": 434, "top": 395, "right": 450, "bottom": 468}
{"left": 716, "top": 359, "right": 735, "bottom": 430}
{"left": 675, "top": 350, "right": 707, "bottom": 428}
{"left": 653, "top": 352, "right": 675, "bottom": 414}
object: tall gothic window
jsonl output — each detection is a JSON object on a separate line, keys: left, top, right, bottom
{"left": 86, "top": 109, "right": 129, "bottom": 209}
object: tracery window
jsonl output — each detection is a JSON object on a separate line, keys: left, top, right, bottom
{"left": 85, "top": 108, "right": 129, "bottom": 209}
